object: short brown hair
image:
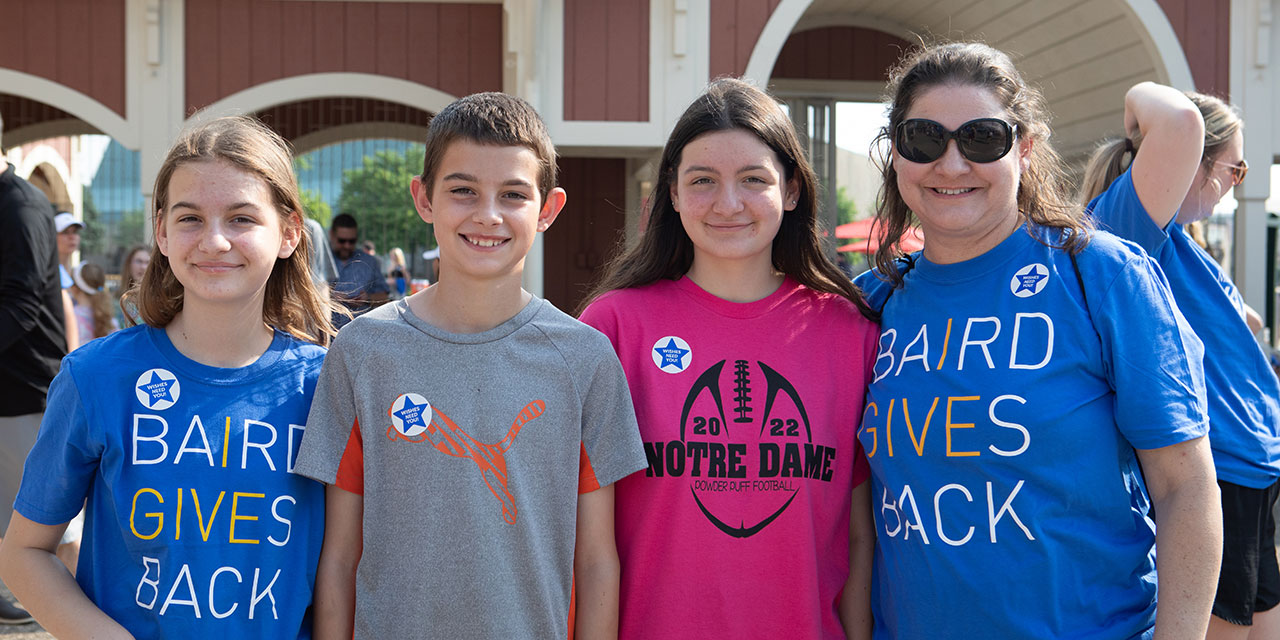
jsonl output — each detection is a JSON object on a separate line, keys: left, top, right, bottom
{"left": 131, "top": 115, "right": 339, "bottom": 345}
{"left": 420, "top": 92, "right": 557, "bottom": 203}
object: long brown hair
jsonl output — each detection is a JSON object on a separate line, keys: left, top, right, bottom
{"left": 578, "top": 77, "right": 874, "bottom": 320}
{"left": 74, "top": 261, "right": 115, "bottom": 339}
{"left": 1080, "top": 90, "right": 1241, "bottom": 205}
{"left": 128, "top": 116, "right": 339, "bottom": 345}
{"left": 872, "top": 42, "right": 1088, "bottom": 288}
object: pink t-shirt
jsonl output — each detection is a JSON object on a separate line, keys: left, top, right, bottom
{"left": 580, "top": 277, "right": 877, "bottom": 640}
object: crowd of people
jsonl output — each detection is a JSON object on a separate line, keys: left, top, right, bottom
{"left": 0, "top": 39, "right": 1276, "bottom": 640}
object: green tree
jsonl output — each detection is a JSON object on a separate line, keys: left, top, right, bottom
{"left": 299, "top": 188, "right": 332, "bottom": 228}
{"left": 835, "top": 186, "right": 859, "bottom": 226}
{"left": 336, "top": 147, "right": 434, "bottom": 261}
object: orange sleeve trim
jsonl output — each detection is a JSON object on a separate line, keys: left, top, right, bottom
{"left": 577, "top": 442, "right": 601, "bottom": 494}
{"left": 333, "top": 418, "right": 365, "bottom": 495}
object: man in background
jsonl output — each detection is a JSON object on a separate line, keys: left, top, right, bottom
{"left": 328, "top": 213, "right": 388, "bottom": 327}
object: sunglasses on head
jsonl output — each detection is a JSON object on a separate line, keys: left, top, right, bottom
{"left": 1212, "top": 158, "right": 1248, "bottom": 186}
{"left": 895, "top": 118, "right": 1017, "bottom": 164}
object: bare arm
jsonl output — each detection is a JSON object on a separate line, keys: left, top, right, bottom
{"left": 1136, "top": 435, "right": 1221, "bottom": 640}
{"left": 62, "top": 289, "right": 79, "bottom": 351}
{"left": 839, "top": 480, "right": 873, "bottom": 640}
{"left": 574, "top": 484, "right": 620, "bottom": 640}
{"left": 312, "top": 485, "right": 363, "bottom": 640}
{"left": 1125, "top": 82, "right": 1206, "bottom": 228}
{"left": 0, "top": 512, "right": 133, "bottom": 639}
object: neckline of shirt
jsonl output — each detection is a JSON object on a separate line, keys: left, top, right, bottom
{"left": 395, "top": 295, "right": 544, "bottom": 344}
{"left": 912, "top": 224, "right": 1042, "bottom": 284}
{"left": 671, "top": 275, "right": 801, "bottom": 319}
{"left": 145, "top": 324, "right": 290, "bottom": 385}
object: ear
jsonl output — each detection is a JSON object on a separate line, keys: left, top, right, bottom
{"left": 537, "top": 187, "right": 567, "bottom": 233}
{"left": 669, "top": 181, "right": 680, "bottom": 213}
{"left": 155, "top": 209, "right": 170, "bottom": 256}
{"left": 783, "top": 175, "right": 801, "bottom": 212}
{"left": 410, "top": 175, "right": 434, "bottom": 224}
{"left": 278, "top": 211, "right": 302, "bottom": 259}
{"left": 1017, "top": 135, "right": 1034, "bottom": 173}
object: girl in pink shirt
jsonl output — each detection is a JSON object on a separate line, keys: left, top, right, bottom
{"left": 578, "top": 78, "right": 878, "bottom": 640}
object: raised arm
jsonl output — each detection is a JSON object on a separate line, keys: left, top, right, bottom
{"left": 1126, "top": 82, "right": 1205, "bottom": 228}
{"left": 1136, "top": 435, "right": 1221, "bottom": 640}
{"left": 0, "top": 513, "right": 134, "bottom": 639}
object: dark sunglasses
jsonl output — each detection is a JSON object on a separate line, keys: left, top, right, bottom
{"left": 1212, "top": 158, "right": 1248, "bottom": 186}
{"left": 334, "top": 237, "right": 358, "bottom": 245}
{"left": 895, "top": 118, "right": 1016, "bottom": 164}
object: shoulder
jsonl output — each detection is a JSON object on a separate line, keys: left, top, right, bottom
{"left": 579, "top": 281, "right": 673, "bottom": 328}
{"left": 276, "top": 332, "right": 328, "bottom": 364}
{"left": 329, "top": 302, "right": 407, "bottom": 351}
{"left": 1070, "top": 228, "right": 1151, "bottom": 271}
{"left": 854, "top": 257, "right": 914, "bottom": 311}
{"left": 531, "top": 300, "right": 614, "bottom": 352}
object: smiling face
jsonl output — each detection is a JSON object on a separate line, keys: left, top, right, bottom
{"left": 155, "top": 159, "right": 299, "bottom": 313}
{"left": 670, "top": 128, "right": 798, "bottom": 280}
{"left": 1177, "top": 129, "right": 1244, "bottom": 224}
{"left": 410, "top": 140, "right": 564, "bottom": 287}
{"left": 894, "top": 83, "right": 1031, "bottom": 263}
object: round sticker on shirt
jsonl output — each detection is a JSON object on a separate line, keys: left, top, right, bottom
{"left": 390, "top": 393, "right": 433, "bottom": 437}
{"left": 135, "top": 368, "right": 180, "bottom": 411}
{"left": 1010, "top": 263, "right": 1050, "bottom": 298}
{"left": 651, "top": 336, "right": 692, "bottom": 373}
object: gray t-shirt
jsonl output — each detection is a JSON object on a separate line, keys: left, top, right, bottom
{"left": 295, "top": 296, "right": 646, "bottom": 639}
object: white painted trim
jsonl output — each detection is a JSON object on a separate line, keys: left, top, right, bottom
{"left": 1121, "top": 0, "right": 1197, "bottom": 89}
{"left": 1, "top": 120, "right": 103, "bottom": 149}
{"left": 16, "top": 145, "right": 75, "bottom": 212}
{"left": 291, "top": 122, "right": 432, "bottom": 154}
{"left": 743, "top": 0, "right": 813, "bottom": 85}
{"left": 0, "top": 69, "right": 136, "bottom": 147}
{"left": 790, "top": 12, "right": 916, "bottom": 41}
{"left": 550, "top": 122, "right": 667, "bottom": 148}
{"left": 185, "top": 73, "right": 459, "bottom": 124}
{"left": 769, "top": 79, "right": 885, "bottom": 102}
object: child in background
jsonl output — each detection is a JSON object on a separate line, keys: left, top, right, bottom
{"left": 115, "top": 245, "right": 150, "bottom": 327}
{"left": 295, "top": 92, "right": 647, "bottom": 640}
{"left": 578, "top": 78, "right": 878, "bottom": 639}
{"left": 0, "top": 116, "right": 336, "bottom": 639}
{"left": 70, "top": 261, "right": 119, "bottom": 342}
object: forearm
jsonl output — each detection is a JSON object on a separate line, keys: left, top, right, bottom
{"left": 0, "top": 537, "right": 132, "bottom": 638}
{"left": 312, "top": 552, "right": 358, "bottom": 640}
{"left": 840, "top": 482, "right": 873, "bottom": 640}
{"left": 574, "top": 550, "right": 620, "bottom": 639}
{"left": 1151, "top": 471, "right": 1222, "bottom": 639}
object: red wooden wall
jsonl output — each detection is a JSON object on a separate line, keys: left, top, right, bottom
{"left": 543, "top": 157, "right": 627, "bottom": 314}
{"left": 1155, "top": 0, "right": 1230, "bottom": 96}
{"left": 0, "top": 0, "right": 127, "bottom": 117}
{"left": 184, "top": 0, "right": 503, "bottom": 113}
{"left": 709, "top": 0, "right": 783, "bottom": 78}
{"left": 255, "top": 97, "right": 434, "bottom": 143}
{"left": 563, "top": 0, "right": 650, "bottom": 121}
{"left": 771, "top": 27, "right": 910, "bottom": 81}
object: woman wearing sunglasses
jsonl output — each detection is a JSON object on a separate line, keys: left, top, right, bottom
{"left": 854, "top": 42, "right": 1221, "bottom": 638}
{"left": 1082, "top": 84, "right": 1280, "bottom": 640}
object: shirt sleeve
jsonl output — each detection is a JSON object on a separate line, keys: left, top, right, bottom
{"left": 1086, "top": 168, "right": 1170, "bottom": 257}
{"left": 573, "top": 317, "right": 647, "bottom": 493}
{"left": 13, "top": 358, "right": 101, "bottom": 524}
{"left": 294, "top": 338, "right": 364, "bottom": 491}
{"left": 1088, "top": 248, "right": 1208, "bottom": 449}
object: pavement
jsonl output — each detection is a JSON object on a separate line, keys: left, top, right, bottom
{"left": 0, "top": 583, "right": 48, "bottom": 639}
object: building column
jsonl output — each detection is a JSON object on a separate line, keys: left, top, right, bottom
{"left": 1229, "top": 0, "right": 1276, "bottom": 328}
{"left": 130, "top": 0, "right": 187, "bottom": 237}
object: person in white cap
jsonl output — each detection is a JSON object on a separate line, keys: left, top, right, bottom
{"left": 52, "top": 212, "right": 81, "bottom": 351}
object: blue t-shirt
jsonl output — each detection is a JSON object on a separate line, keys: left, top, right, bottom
{"left": 1088, "top": 168, "right": 1280, "bottom": 488}
{"left": 854, "top": 226, "right": 1207, "bottom": 640}
{"left": 14, "top": 325, "right": 326, "bottom": 639}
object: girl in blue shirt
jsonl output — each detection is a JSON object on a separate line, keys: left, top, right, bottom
{"left": 0, "top": 116, "right": 339, "bottom": 639}
{"left": 1082, "top": 83, "right": 1280, "bottom": 640}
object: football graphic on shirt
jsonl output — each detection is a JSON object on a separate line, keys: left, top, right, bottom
{"left": 665, "top": 358, "right": 833, "bottom": 538}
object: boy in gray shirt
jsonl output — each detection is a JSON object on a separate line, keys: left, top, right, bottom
{"left": 295, "top": 93, "right": 647, "bottom": 639}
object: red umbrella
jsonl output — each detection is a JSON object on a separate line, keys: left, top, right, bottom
{"left": 834, "top": 218, "right": 879, "bottom": 239}
{"left": 838, "top": 225, "right": 924, "bottom": 253}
